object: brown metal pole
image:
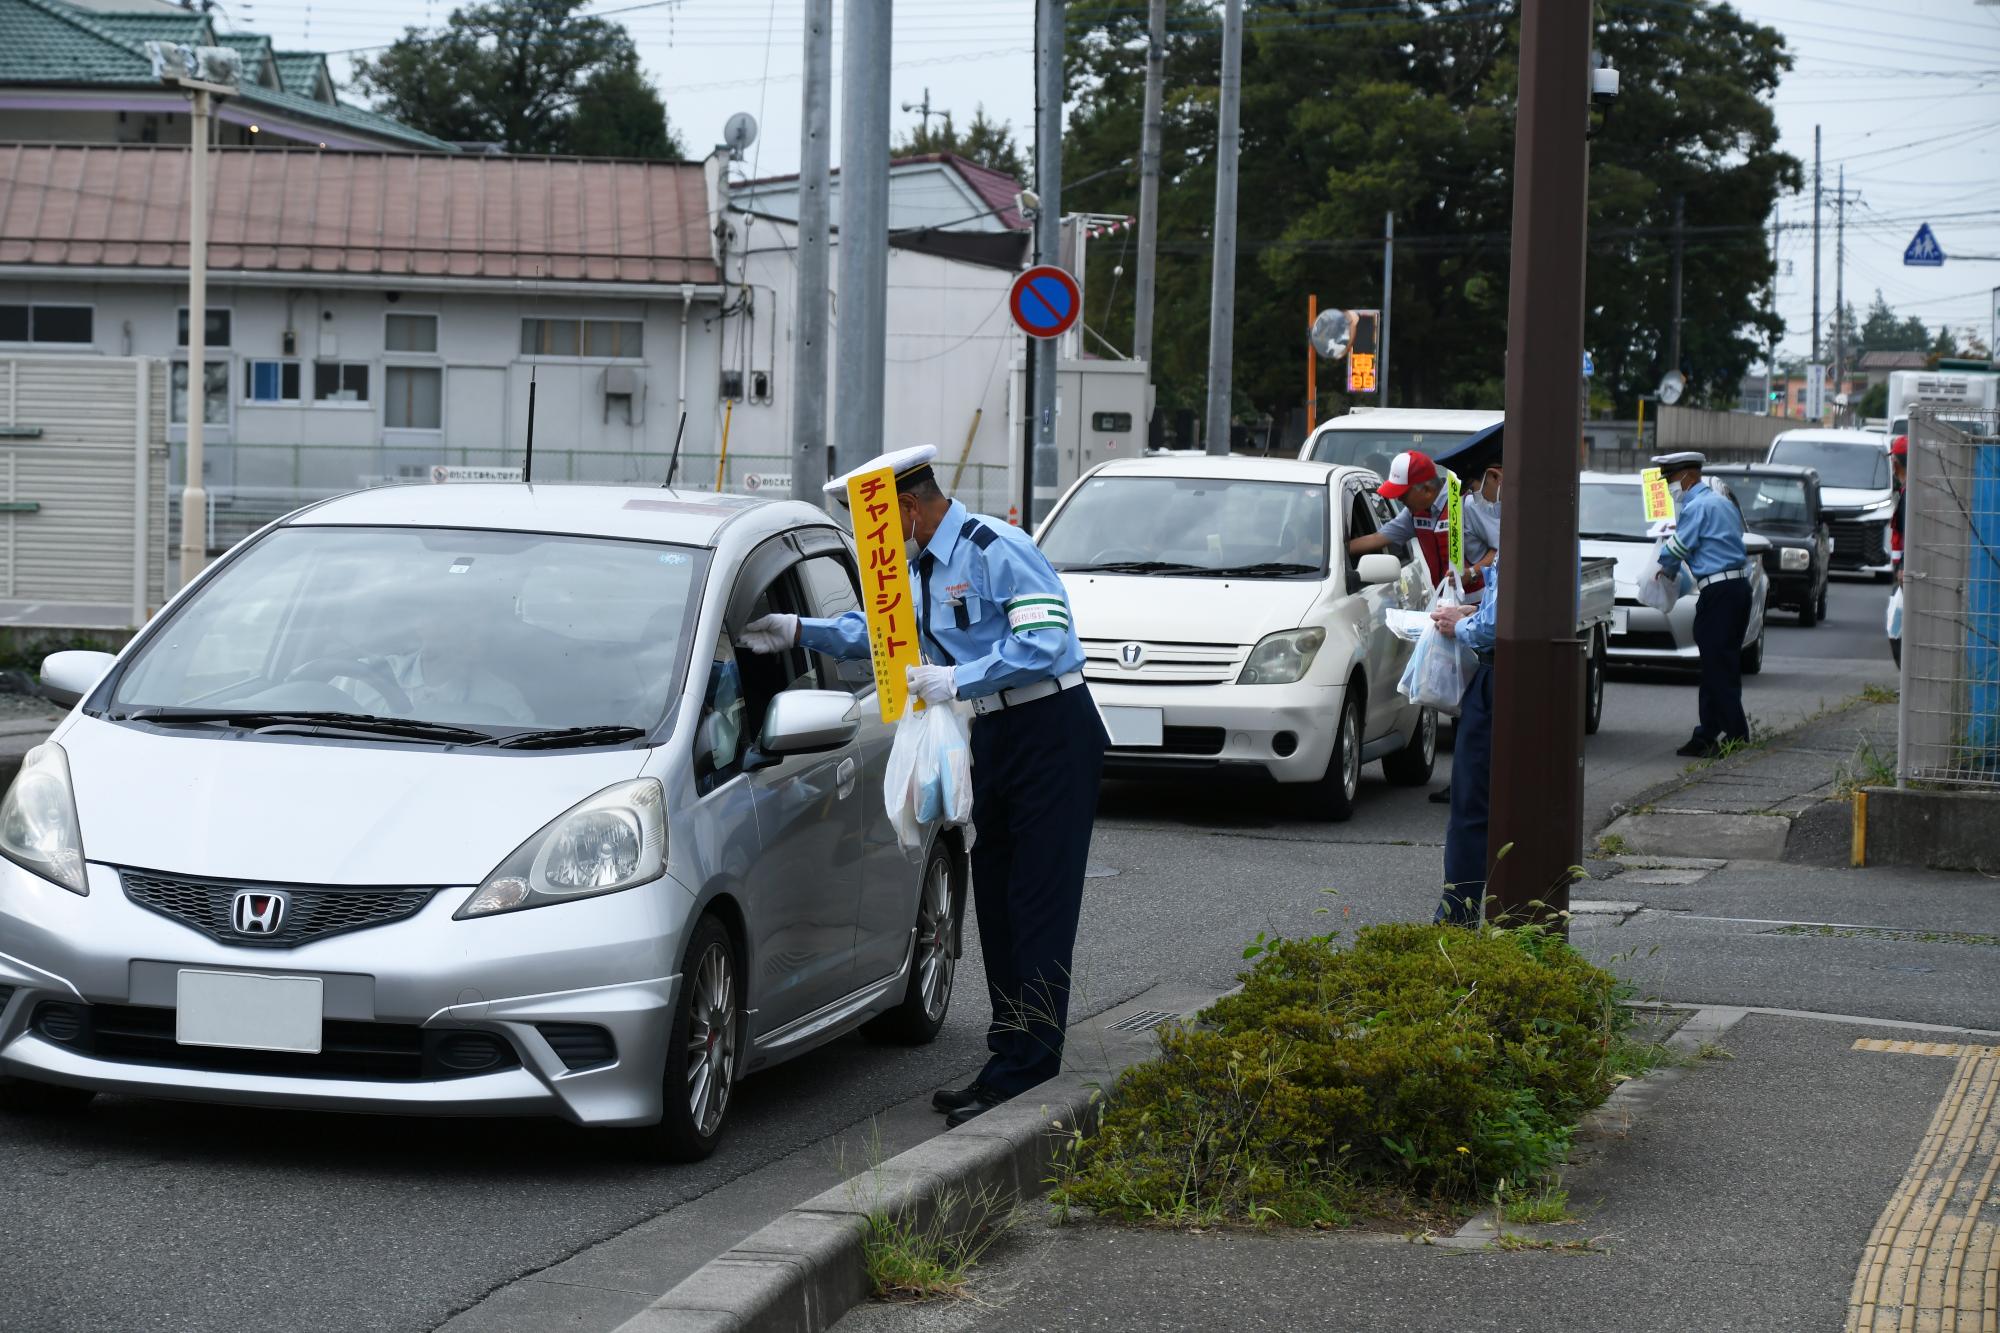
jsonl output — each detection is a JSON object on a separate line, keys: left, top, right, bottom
{"left": 1488, "top": 0, "right": 1593, "bottom": 928}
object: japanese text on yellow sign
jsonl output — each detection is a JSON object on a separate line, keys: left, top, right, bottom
{"left": 847, "top": 467, "right": 922, "bottom": 722}
{"left": 1640, "top": 467, "right": 1675, "bottom": 524}
{"left": 1445, "top": 470, "right": 1464, "bottom": 580}
{"left": 1347, "top": 352, "right": 1378, "bottom": 394}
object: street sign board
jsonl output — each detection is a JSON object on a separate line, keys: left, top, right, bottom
{"left": 1805, "top": 363, "right": 1826, "bottom": 420}
{"left": 1009, "top": 265, "right": 1082, "bottom": 340}
{"left": 1904, "top": 223, "right": 1945, "bottom": 267}
{"left": 1346, "top": 310, "right": 1380, "bottom": 394}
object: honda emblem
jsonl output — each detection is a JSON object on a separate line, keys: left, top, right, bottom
{"left": 231, "top": 889, "right": 287, "bottom": 936}
{"left": 1117, "top": 642, "right": 1146, "bottom": 670}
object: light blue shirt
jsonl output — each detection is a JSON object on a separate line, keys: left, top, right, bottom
{"left": 1456, "top": 560, "right": 1500, "bottom": 656}
{"left": 1657, "top": 480, "right": 1747, "bottom": 581}
{"left": 799, "top": 499, "right": 1087, "bottom": 699}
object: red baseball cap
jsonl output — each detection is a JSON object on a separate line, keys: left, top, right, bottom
{"left": 1376, "top": 450, "right": 1439, "bottom": 500}
{"left": 1889, "top": 434, "right": 1908, "bottom": 457}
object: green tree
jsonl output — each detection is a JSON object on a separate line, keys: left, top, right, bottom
{"left": 352, "top": 0, "right": 685, "bottom": 158}
{"left": 1856, "top": 290, "right": 1930, "bottom": 357}
{"left": 893, "top": 105, "right": 1030, "bottom": 180}
{"left": 1058, "top": 0, "right": 1798, "bottom": 422}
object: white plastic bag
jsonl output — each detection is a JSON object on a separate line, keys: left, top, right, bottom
{"left": 1384, "top": 607, "right": 1432, "bottom": 642}
{"left": 884, "top": 700, "right": 975, "bottom": 857}
{"left": 1886, "top": 586, "right": 1903, "bottom": 641}
{"left": 1637, "top": 548, "right": 1681, "bottom": 614}
{"left": 1398, "top": 619, "right": 1475, "bottom": 716}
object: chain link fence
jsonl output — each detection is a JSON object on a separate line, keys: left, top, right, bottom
{"left": 165, "top": 443, "right": 1017, "bottom": 559}
{"left": 1898, "top": 406, "right": 2000, "bottom": 789}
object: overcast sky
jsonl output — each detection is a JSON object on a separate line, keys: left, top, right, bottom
{"left": 233, "top": 0, "right": 2000, "bottom": 367}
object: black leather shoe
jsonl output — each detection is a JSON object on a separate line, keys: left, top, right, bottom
{"left": 945, "top": 1089, "right": 1009, "bottom": 1128}
{"left": 1428, "top": 783, "right": 1452, "bottom": 804}
{"left": 931, "top": 1082, "right": 988, "bottom": 1114}
{"left": 1675, "top": 736, "right": 1716, "bottom": 758}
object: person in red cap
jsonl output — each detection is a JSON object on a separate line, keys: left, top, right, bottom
{"left": 1889, "top": 434, "right": 1908, "bottom": 584}
{"left": 1347, "top": 450, "right": 1489, "bottom": 590}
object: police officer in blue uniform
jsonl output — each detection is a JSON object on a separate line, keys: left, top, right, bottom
{"left": 1649, "top": 451, "right": 1752, "bottom": 758}
{"left": 738, "top": 446, "right": 1106, "bottom": 1127}
{"left": 1432, "top": 559, "right": 1499, "bottom": 925}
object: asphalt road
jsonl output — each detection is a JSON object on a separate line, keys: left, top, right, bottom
{"left": 0, "top": 576, "right": 1906, "bottom": 1333}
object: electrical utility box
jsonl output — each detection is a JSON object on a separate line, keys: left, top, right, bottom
{"left": 1009, "top": 356, "right": 1152, "bottom": 525}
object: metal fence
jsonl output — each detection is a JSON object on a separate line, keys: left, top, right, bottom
{"left": 164, "top": 443, "right": 1017, "bottom": 559}
{"left": 1898, "top": 406, "right": 2000, "bottom": 789}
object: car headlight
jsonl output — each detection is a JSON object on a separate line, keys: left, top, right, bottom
{"left": 457, "top": 778, "right": 665, "bottom": 919}
{"left": 1861, "top": 499, "right": 1895, "bottom": 518}
{"left": 0, "top": 743, "right": 87, "bottom": 895}
{"left": 1779, "top": 547, "right": 1810, "bottom": 571}
{"left": 1238, "top": 628, "right": 1326, "bottom": 685}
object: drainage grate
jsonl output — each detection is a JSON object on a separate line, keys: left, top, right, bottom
{"left": 1764, "top": 924, "right": 2000, "bottom": 948}
{"left": 1106, "top": 1009, "right": 1179, "bottom": 1033}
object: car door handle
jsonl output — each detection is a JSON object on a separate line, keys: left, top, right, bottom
{"left": 836, "top": 757, "right": 857, "bottom": 799}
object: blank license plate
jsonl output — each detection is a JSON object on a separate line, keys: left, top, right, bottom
{"left": 1612, "top": 607, "right": 1629, "bottom": 636}
{"left": 1101, "top": 706, "right": 1164, "bottom": 748}
{"left": 176, "top": 969, "right": 323, "bottom": 1054}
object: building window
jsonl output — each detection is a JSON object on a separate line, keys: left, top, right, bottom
{"left": 314, "top": 362, "right": 369, "bottom": 404}
{"left": 246, "top": 360, "right": 302, "bottom": 403}
{"left": 177, "top": 308, "right": 232, "bottom": 347}
{"left": 521, "top": 318, "right": 642, "bottom": 358}
{"left": 384, "top": 366, "right": 442, "bottom": 430}
{"left": 171, "top": 361, "right": 229, "bottom": 424}
{"left": 385, "top": 312, "right": 438, "bottom": 353}
{"left": 0, "top": 304, "right": 94, "bottom": 345}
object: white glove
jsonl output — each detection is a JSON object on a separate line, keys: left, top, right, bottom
{"left": 908, "top": 664, "right": 957, "bottom": 705}
{"left": 737, "top": 613, "right": 799, "bottom": 655}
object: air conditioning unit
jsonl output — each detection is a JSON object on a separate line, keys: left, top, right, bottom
{"left": 603, "top": 365, "right": 644, "bottom": 425}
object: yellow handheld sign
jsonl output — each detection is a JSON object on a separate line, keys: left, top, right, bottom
{"left": 1445, "top": 470, "right": 1465, "bottom": 580}
{"left": 847, "top": 467, "right": 923, "bottom": 722}
{"left": 1640, "top": 467, "right": 1675, "bottom": 524}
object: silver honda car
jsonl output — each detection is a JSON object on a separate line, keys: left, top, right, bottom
{"left": 0, "top": 484, "right": 964, "bottom": 1160}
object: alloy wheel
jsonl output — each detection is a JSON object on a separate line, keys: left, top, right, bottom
{"left": 685, "top": 942, "right": 737, "bottom": 1136}
{"left": 1340, "top": 704, "right": 1361, "bottom": 803}
{"left": 917, "top": 855, "right": 956, "bottom": 1023}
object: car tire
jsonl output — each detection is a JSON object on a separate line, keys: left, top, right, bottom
{"left": 1743, "top": 622, "right": 1766, "bottom": 676}
{"left": 1798, "top": 594, "right": 1819, "bottom": 628}
{"left": 1314, "top": 685, "right": 1364, "bottom": 822}
{"left": 863, "top": 838, "right": 959, "bottom": 1046}
{"left": 0, "top": 1077, "right": 95, "bottom": 1114}
{"left": 644, "top": 913, "right": 740, "bottom": 1163}
{"left": 1584, "top": 628, "right": 1600, "bottom": 732}
{"left": 1382, "top": 706, "right": 1437, "bottom": 786}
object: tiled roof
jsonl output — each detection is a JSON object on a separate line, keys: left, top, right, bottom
{"left": 274, "top": 51, "right": 327, "bottom": 98}
{"left": 86, "top": 8, "right": 208, "bottom": 50}
{"left": 235, "top": 83, "right": 456, "bottom": 152}
{"left": 1857, "top": 350, "right": 1930, "bottom": 371}
{"left": 0, "top": 143, "right": 720, "bottom": 285}
{"left": 749, "top": 152, "right": 1030, "bottom": 230}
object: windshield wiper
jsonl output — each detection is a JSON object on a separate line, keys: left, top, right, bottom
{"left": 1061, "top": 560, "right": 1210, "bottom": 575}
{"left": 1205, "top": 561, "right": 1322, "bottom": 578}
{"left": 490, "top": 724, "right": 649, "bottom": 750}
{"left": 1578, "top": 530, "right": 1650, "bottom": 542}
{"left": 112, "top": 708, "right": 496, "bottom": 744}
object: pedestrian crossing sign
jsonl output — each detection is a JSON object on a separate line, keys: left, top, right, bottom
{"left": 1641, "top": 468, "right": 1675, "bottom": 523}
{"left": 1904, "top": 223, "right": 1945, "bottom": 268}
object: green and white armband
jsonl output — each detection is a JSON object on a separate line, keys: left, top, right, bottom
{"left": 1004, "top": 594, "right": 1071, "bottom": 636}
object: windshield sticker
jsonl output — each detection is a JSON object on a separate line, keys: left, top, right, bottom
{"left": 659, "top": 553, "right": 690, "bottom": 566}
{"left": 448, "top": 557, "right": 474, "bottom": 574}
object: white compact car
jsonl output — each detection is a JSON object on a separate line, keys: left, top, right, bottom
{"left": 1765, "top": 428, "right": 1895, "bottom": 577}
{"left": 1299, "top": 407, "right": 1505, "bottom": 475}
{"left": 1036, "top": 457, "right": 1437, "bottom": 820}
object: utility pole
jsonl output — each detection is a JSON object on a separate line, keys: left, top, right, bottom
{"left": 1834, "top": 163, "right": 1847, "bottom": 420}
{"left": 1486, "top": 0, "right": 1592, "bottom": 927}
{"left": 1380, "top": 211, "right": 1394, "bottom": 405}
{"left": 790, "top": 0, "right": 832, "bottom": 504}
{"left": 1767, "top": 207, "right": 1780, "bottom": 415}
{"left": 1812, "top": 124, "right": 1822, "bottom": 409}
{"left": 833, "top": 0, "right": 893, "bottom": 485}
{"left": 1133, "top": 0, "right": 1164, "bottom": 373}
{"left": 1667, "top": 193, "right": 1684, "bottom": 377}
{"left": 901, "top": 87, "right": 944, "bottom": 137}
{"left": 1027, "top": 0, "right": 1065, "bottom": 520}
{"left": 1203, "top": 0, "right": 1243, "bottom": 456}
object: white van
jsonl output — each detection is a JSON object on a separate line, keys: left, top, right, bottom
{"left": 1765, "top": 428, "right": 1894, "bottom": 578}
{"left": 1298, "top": 408, "right": 1504, "bottom": 473}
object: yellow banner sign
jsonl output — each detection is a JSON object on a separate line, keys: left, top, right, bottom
{"left": 847, "top": 466, "right": 922, "bottom": 722}
{"left": 1348, "top": 351, "right": 1378, "bottom": 394}
{"left": 1640, "top": 467, "right": 1675, "bottom": 524}
{"left": 1445, "top": 469, "right": 1464, "bottom": 580}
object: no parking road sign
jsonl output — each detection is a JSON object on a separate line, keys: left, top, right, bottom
{"left": 1010, "top": 265, "right": 1081, "bottom": 340}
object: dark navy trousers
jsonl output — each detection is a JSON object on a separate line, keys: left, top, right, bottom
{"left": 1438, "top": 660, "right": 1493, "bottom": 926}
{"left": 966, "top": 683, "right": 1107, "bottom": 1098}
{"left": 1693, "top": 576, "right": 1752, "bottom": 744}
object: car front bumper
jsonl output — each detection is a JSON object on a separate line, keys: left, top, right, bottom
{"left": 0, "top": 860, "right": 690, "bottom": 1127}
{"left": 1088, "top": 677, "right": 1353, "bottom": 784}
{"left": 1607, "top": 600, "right": 1699, "bottom": 664}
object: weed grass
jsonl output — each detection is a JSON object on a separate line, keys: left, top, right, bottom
{"left": 1497, "top": 1184, "right": 1575, "bottom": 1226}
{"left": 861, "top": 1185, "right": 1013, "bottom": 1303}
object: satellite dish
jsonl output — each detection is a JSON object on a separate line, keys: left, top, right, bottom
{"left": 1310, "top": 308, "right": 1352, "bottom": 360}
{"left": 1658, "top": 369, "right": 1686, "bottom": 407}
{"left": 723, "top": 112, "right": 759, "bottom": 161}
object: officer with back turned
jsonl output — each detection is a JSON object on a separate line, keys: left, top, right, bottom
{"left": 1648, "top": 451, "right": 1751, "bottom": 759}
{"left": 736, "top": 446, "right": 1107, "bottom": 1128}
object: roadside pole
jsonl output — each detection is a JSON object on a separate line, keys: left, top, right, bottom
{"left": 1380, "top": 211, "right": 1394, "bottom": 405}
{"left": 179, "top": 85, "right": 211, "bottom": 589}
{"left": 1133, "top": 0, "right": 1164, "bottom": 374}
{"left": 1306, "top": 294, "right": 1318, "bottom": 432}
{"left": 1203, "top": 0, "right": 1243, "bottom": 456}
{"left": 1028, "top": 0, "right": 1065, "bottom": 520}
{"left": 833, "top": 0, "right": 892, "bottom": 485}
{"left": 1487, "top": 0, "right": 1592, "bottom": 927}
{"left": 790, "top": 0, "right": 833, "bottom": 505}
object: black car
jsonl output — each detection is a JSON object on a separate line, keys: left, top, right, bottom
{"left": 1706, "top": 463, "right": 1831, "bottom": 627}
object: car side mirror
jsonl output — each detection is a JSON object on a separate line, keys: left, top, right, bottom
{"left": 1357, "top": 553, "right": 1402, "bottom": 586}
{"left": 1743, "top": 534, "right": 1772, "bottom": 556}
{"left": 753, "top": 689, "right": 860, "bottom": 764}
{"left": 41, "top": 650, "right": 117, "bottom": 708}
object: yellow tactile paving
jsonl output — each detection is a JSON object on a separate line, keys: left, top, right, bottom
{"left": 1846, "top": 1042, "right": 2000, "bottom": 1331}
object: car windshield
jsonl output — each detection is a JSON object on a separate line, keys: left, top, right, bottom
{"left": 1578, "top": 482, "right": 1655, "bottom": 541}
{"left": 1306, "top": 428, "right": 1472, "bottom": 474}
{"left": 1769, "top": 438, "right": 1890, "bottom": 490}
{"left": 109, "top": 526, "right": 708, "bottom": 735}
{"left": 1722, "top": 474, "right": 1812, "bottom": 529}
{"left": 1040, "top": 475, "right": 1330, "bottom": 577}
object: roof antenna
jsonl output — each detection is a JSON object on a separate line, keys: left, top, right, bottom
{"left": 663, "top": 409, "right": 687, "bottom": 488}
{"left": 523, "top": 359, "right": 538, "bottom": 485}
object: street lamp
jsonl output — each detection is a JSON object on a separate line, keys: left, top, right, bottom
{"left": 145, "top": 42, "right": 240, "bottom": 588}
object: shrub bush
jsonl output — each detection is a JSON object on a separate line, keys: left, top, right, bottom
{"left": 1057, "top": 923, "right": 1627, "bottom": 1223}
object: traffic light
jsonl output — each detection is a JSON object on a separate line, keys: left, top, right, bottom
{"left": 1347, "top": 310, "right": 1380, "bottom": 395}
